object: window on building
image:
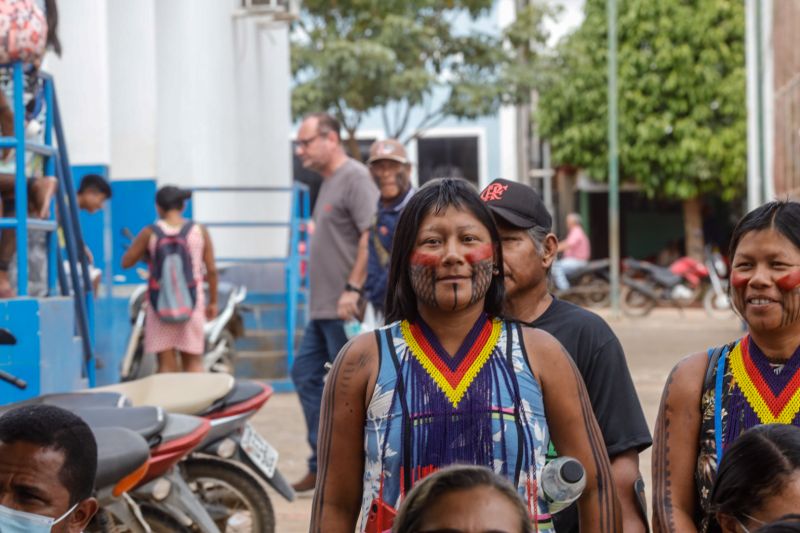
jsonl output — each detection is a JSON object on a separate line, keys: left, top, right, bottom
{"left": 416, "top": 136, "right": 479, "bottom": 187}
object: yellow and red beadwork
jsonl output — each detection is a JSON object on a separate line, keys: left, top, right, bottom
{"left": 400, "top": 318, "right": 502, "bottom": 408}
{"left": 729, "top": 335, "right": 800, "bottom": 424}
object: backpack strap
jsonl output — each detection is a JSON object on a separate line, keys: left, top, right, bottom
{"left": 149, "top": 223, "right": 165, "bottom": 239}
{"left": 704, "top": 340, "right": 737, "bottom": 464}
{"left": 178, "top": 221, "right": 195, "bottom": 239}
{"left": 383, "top": 327, "right": 412, "bottom": 496}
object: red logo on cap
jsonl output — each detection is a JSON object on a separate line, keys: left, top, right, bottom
{"left": 481, "top": 184, "right": 508, "bottom": 202}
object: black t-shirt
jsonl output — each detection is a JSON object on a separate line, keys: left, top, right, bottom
{"left": 528, "top": 297, "right": 652, "bottom": 533}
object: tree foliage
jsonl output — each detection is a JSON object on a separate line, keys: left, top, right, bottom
{"left": 537, "top": 0, "right": 746, "bottom": 201}
{"left": 291, "top": 0, "right": 552, "bottom": 147}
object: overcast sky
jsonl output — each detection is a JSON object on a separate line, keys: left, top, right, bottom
{"left": 544, "top": 0, "right": 586, "bottom": 46}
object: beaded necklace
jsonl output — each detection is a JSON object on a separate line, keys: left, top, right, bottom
{"left": 729, "top": 335, "right": 800, "bottom": 424}
{"left": 400, "top": 314, "right": 502, "bottom": 408}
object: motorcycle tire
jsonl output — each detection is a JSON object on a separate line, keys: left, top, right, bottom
{"left": 621, "top": 286, "right": 657, "bottom": 318}
{"left": 183, "top": 456, "right": 276, "bottom": 533}
{"left": 703, "top": 289, "right": 736, "bottom": 320}
{"left": 582, "top": 278, "right": 611, "bottom": 308}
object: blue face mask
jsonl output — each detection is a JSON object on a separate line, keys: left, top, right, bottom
{"left": 0, "top": 502, "right": 78, "bottom": 532}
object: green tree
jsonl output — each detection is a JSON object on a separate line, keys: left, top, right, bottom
{"left": 538, "top": 0, "right": 746, "bottom": 258}
{"left": 291, "top": 0, "right": 550, "bottom": 158}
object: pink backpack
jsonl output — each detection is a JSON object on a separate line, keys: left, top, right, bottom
{"left": 0, "top": 0, "right": 47, "bottom": 66}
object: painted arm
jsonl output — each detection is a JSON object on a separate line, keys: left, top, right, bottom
{"left": 337, "top": 230, "right": 370, "bottom": 320}
{"left": 201, "top": 225, "right": 218, "bottom": 319}
{"left": 121, "top": 227, "right": 152, "bottom": 269}
{"left": 310, "top": 333, "right": 377, "bottom": 532}
{"left": 524, "top": 328, "right": 622, "bottom": 532}
{"left": 610, "top": 450, "right": 648, "bottom": 533}
{"left": 652, "top": 352, "right": 707, "bottom": 533}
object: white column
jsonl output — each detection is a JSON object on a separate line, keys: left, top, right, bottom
{"left": 497, "top": 0, "right": 518, "bottom": 182}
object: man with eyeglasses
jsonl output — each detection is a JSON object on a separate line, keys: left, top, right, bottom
{"left": 291, "top": 112, "right": 379, "bottom": 492}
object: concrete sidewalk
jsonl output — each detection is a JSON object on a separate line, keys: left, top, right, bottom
{"left": 250, "top": 308, "right": 742, "bottom": 532}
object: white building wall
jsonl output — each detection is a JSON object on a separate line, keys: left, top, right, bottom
{"left": 107, "top": 0, "right": 157, "bottom": 179}
{"left": 46, "top": 0, "right": 111, "bottom": 165}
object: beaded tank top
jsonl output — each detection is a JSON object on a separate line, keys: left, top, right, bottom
{"left": 697, "top": 336, "right": 800, "bottom": 521}
{"left": 360, "top": 315, "right": 554, "bottom": 532}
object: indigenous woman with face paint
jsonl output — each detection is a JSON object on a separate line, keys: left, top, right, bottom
{"left": 652, "top": 200, "right": 800, "bottom": 533}
{"left": 310, "top": 178, "right": 621, "bottom": 533}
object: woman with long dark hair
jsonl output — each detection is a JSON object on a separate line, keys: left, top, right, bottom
{"left": 653, "top": 200, "right": 800, "bottom": 532}
{"left": 311, "top": 178, "right": 620, "bottom": 532}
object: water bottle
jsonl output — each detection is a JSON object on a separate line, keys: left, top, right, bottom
{"left": 344, "top": 319, "right": 362, "bottom": 339}
{"left": 540, "top": 456, "right": 586, "bottom": 514}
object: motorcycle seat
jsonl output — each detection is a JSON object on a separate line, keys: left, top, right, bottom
{"left": 90, "top": 373, "right": 235, "bottom": 414}
{"left": 71, "top": 406, "right": 166, "bottom": 444}
{"left": 160, "top": 412, "right": 208, "bottom": 443}
{"left": 199, "top": 379, "right": 266, "bottom": 416}
{"left": 93, "top": 427, "right": 150, "bottom": 491}
{"left": 16, "top": 391, "right": 130, "bottom": 409}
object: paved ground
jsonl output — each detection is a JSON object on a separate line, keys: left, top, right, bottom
{"left": 251, "top": 308, "right": 743, "bottom": 532}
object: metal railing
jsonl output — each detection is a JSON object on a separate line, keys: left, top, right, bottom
{"left": 192, "top": 184, "right": 310, "bottom": 371}
{"left": 0, "top": 62, "right": 95, "bottom": 386}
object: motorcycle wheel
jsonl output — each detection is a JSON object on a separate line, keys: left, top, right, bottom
{"left": 621, "top": 286, "right": 657, "bottom": 317}
{"left": 703, "top": 290, "right": 735, "bottom": 320}
{"left": 183, "top": 456, "right": 276, "bottom": 533}
{"left": 583, "top": 278, "right": 611, "bottom": 308}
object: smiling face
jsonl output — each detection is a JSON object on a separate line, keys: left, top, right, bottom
{"left": 730, "top": 228, "right": 800, "bottom": 334}
{"left": 409, "top": 206, "right": 496, "bottom": 315}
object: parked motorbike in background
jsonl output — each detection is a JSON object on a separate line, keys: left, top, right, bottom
{"left": 553, "top": 258, "right": 611, "bottom": 308}
{"left": 120, "top": 281, "right": 247, "bottom": 380}
{"left": 702, "top": 246, "right": 734, "bottom": 319}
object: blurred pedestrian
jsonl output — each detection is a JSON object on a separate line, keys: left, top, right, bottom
{"left": 121, "top": 185, "right": 218, "bottom": 374}
{"left": 481, "top": 178, "right": 651, "bottom": 533}
{"left": 363, "top": 139, "right": 415, "bottom": 323}
{"left": 653, "top": 200, "right": 800, "bottom": 533}
{"left": 311, "top": 178, "right": 620, "bottom": 533}
{"left": 707, "top": 425, "right": 800, "bottom": 533}
{"left": 552, "top": 213, "right": 590, "bottom": 290}
{"left": 290, "top": 112, "right": 379, "bottom": 492}
{"left": 392, "top": 465, "right": 533, "bottom": 533}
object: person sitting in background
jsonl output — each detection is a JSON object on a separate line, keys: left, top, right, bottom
{"left": 121, "top": 185, "right": 218, "bottom": 373}
{"left": 0, "top": 404, "right": 98, "bottom": 532}
{"left": 392, "top": 465, "right": 533, "bottom": 533}
{"left": 552, "top": 213, "right": 590, "bottom": 290}
{"left": 707, "top": 424, "right": 800, "bottom": 533}
{"left": 363, "top": 138, "right": 415, "bottom": 323}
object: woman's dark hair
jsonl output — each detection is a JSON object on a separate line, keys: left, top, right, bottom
{"left": 708, "top": 425, "right": 800, "bottom": 533}
{"left": 728, "top": 200, "right": 800, "bottom": 259}
{"left": 392, "top": 465, "right": 532, "bottom": 533}
{"left": 384, "top": 178, "right": 505, "bottom": 323}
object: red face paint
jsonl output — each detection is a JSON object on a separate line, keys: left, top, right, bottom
{"left": 731, "top": 271, "right": 749, "bottom": 289}
{"left": 777, "top": 271, "right": 800, "bottom": 292}
{"left": 464, "top": 243, "right": 493, "bottom": 264}
{"left": 410, "top": 252, "right": 439, "bottom": 267}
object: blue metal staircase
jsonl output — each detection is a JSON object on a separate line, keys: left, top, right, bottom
{"left": 0, "top": 61, "right": 96, "bottom": 402}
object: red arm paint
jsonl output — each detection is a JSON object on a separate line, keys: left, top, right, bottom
{"left": 730, "top": 271, "right": 749, "bottom": 289}
{"left": 464, "top": 243, "right": 493, "bottom": 264}
{"left": 777, "top": 270, "right": 800, "bottom": 292}
{"left": 410, "top": 252, "right": 439, "bottom": 267}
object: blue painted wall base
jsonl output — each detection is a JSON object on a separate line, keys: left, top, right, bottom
{"left": 0, "top": 297, "right": 86, "bottom": 405}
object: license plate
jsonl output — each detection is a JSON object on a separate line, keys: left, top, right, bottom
{"left": 240, "top": 423, "right": 279, "bottom": 478}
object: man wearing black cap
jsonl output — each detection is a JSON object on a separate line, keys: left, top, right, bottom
{"left": 481, "top": 178, "right": 651, "bottom": 533}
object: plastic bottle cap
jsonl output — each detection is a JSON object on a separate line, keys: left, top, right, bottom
{"left": 560, "top": 460, "right": 584, "bottom": 484}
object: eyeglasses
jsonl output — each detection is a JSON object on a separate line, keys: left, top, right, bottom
{"left": 296, "top": 134, "right": 320, "bottom": 148}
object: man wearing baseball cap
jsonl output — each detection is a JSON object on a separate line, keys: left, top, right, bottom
{"left": 362, "top": 139, "right": 415, "bottom": 321}
{"left": 481, "top": 178, "right": 651, "bottom": 533}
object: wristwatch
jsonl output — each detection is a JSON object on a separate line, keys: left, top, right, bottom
{"left": 344, "top": 282, "right": 363, "bottom": 295}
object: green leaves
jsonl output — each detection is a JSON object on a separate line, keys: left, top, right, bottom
{"left": 291, "top": 0, "right": 550, "bottom": 141}
{"left": 538, "top": 0, "right": 746, "bottom": 201}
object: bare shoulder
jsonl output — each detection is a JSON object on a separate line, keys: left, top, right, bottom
{"left": 519, "top": 324, "right": 570, "bottom": 361}
{"left": 661, "top": 351, "right": 709, "bottom": 403}
{"left": 328, "top": 330, "right": 381, "bottom": 400}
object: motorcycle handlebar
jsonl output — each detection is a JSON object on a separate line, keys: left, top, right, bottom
{"left": 0, "top": 370, "right": 27, "bottom": 390}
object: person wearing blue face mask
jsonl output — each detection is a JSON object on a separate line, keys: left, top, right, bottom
{"left": 0, "top": 404, "right": 98, "bottom": 532}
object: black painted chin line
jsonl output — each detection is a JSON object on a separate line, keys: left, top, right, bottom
{"left": 452, "top": 284, "right": 458, "bottom": 310}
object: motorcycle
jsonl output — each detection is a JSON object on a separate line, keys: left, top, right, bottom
{"left": 701, "top": 246, "right": 734, "bottom": 319}
{"left": 554, "top": 258, "right": 612, "bottom": 308}
{"left": 120, "top": 281, "right": 247, "bottom": 380}
{"left": 620, "top": 257, "right": 703, "bottom": 317}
